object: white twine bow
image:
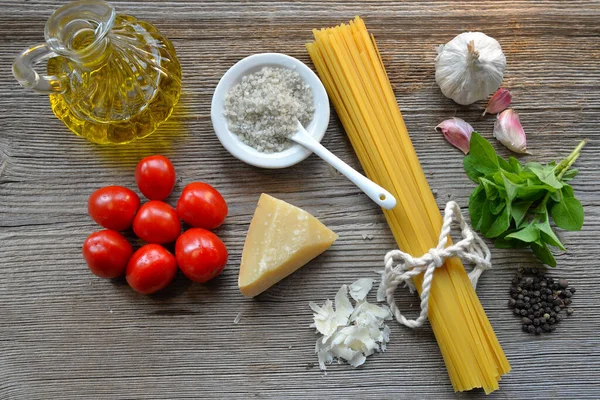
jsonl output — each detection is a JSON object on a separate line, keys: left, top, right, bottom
{"left": 378, "top": 201, "right": 492, "bottom": 329}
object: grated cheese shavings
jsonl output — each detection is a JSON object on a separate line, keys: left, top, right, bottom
{"left": 310, "top": 279, "right": 391, "bottom": 370}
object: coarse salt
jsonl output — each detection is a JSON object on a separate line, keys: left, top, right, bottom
{"left": 223, "top": 67, "right": 314, "bottom": 153}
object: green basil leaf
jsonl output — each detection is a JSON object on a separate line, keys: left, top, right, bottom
{"left": 508, "top": 156, "right": 524, "bottom": 174}
{"left": 526, "top": 163, "right": 563, "bottom": 190}
{"left": 479, "top": 177, "right": 500, "bottom": 200}
{"left": 489, "top": 197, "right": 506, "bottom": 215}
{"left": 550, "top": 190, "right": 562, "bottom": 203}
{"left": 497, "top": 156, "right": 515, "bottom": 173}
{"left": 511, "top": 201, "right": 532, "bottom": 227}
{"left": 562, "top": 168, "right": 578, "bottom": 182}
{"left": 485, "top": 203, "right": 511, "bottom": 238}
{"left": 468, "top": 186, "right": 487, "bottom": 230}
{"left": 537, "top": 218, "right": 566, "bottom": 251}
{"left": 501, "top": 173, "right": 522, "bottom": 201}
{"left": 464, "top": 156, "right": 484, "bottom": 182}
{"left": 495, "top": 236, "right": 530, "bottom": 249}
{"left": 505, "top": 223, "right": 540, "bottom": 243}
{"left": 516, "top": 185, "right": 547, "bottom": 202}
{"left": 480, "top": 201, "right": 496, "bottom": 235}
{"left": 531, "top": 242, "right": 557, "bottom": 267}
{"left": 524, "top": 161, "right": 542, "bottom": 171}
{"left": 468, "top": 132, "right": 499, "bottom": 174}
{"left": 550, "top": 197, "right": 584, "bottom": 231}
{"left": 561, "top": 184, "right": 575, "bottom": 198}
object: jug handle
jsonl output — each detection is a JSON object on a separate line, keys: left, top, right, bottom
{"left": 13, "top": 43, "right": 66, "bottom": 93}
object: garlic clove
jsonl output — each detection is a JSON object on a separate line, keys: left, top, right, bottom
{"left": 483, "top": 88, "right": 512, "bottom": 116}
{"left": 435, "top": 117, "right": 474, "bottom": 154}
{"left": 493, "top": 109, "right": 528, "bottom": 154}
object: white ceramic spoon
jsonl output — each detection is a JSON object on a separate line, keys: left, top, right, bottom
{"left": 291, "top": 120, "right": 397, "bottom": 210}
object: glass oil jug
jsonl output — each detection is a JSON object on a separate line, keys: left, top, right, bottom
{"left": 12, "top": 0, "right": 181, "bottom": 144}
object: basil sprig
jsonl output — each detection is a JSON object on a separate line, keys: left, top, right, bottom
{"left": 464, "top": 132, "right": 586, "bottom": 266}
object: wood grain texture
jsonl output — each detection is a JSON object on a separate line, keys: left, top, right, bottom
{"left": 1, "top": 1, "right": 599, "bottom": 399}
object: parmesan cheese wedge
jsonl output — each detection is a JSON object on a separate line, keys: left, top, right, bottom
{"left": 239, "top": 194, "right": 338, "bottom": 297}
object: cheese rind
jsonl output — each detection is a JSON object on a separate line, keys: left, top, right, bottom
{"left": 239, "top": 194, "right": 338, "bottom": 297}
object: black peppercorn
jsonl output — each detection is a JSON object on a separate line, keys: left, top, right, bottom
{"left": 520, "top": 309, "right": 528, "bottom": 316}
{"left": 522, "top": 317, "right": 532, "bottom": 325}
{"left": 516, "top": 300, "right": 525, "bottom": 308}
{"left": 570, "top": 287, "right": 576, "bottom": 294}
{"left": 565, "top": 290, "right": 572, "bottom": 298}
{"left": 514, "top": 308, "right": 521, "bottom": 316}
{"left": 535, "top": 327, "right": 542, "bottom": 335}
{"left": 554, "top": 306, "right": 561, "bottom": 313}
{"left": 533, "top": 318, "right": 540, "bottom": 326}
{"left": 508, "top": 299, "right": 516, "bottom": 308}
{"left": 558, "top": 279, "right": 569, "bottom": 289}
{"left": 518, "top": 294, "right": 524, "bottom": 300}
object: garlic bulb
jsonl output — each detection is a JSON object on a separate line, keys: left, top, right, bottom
{"left": 435, "top": 32, "right": 506, "bottom": 105}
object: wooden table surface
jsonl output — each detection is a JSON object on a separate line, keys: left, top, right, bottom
{"left": 2, "top": 1, "right": 599, "bottom": 399}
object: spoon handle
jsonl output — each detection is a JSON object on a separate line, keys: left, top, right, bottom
{"left": 292, "top": 124, "right": 397, "bottom": 210}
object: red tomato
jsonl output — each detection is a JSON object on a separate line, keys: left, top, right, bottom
{"left": 176, "top": 182, "right": 228, "bottom": 230}
{"left": 88, "top": 186, "right": 140, "bottom": 231}
{"left": 135, "top": 155, "right": 176, "bottom": 200}
{"left": 175, "top": 228, "right": 228, "bottom": 283}
{"left": 126, "top": 244, "right": 177, "bottom": 294}
{"left": 82, "top": 230, "right": 133, "bottom": 279}
{"left": 133, "top": 201, "right": 181, "bottom": 244}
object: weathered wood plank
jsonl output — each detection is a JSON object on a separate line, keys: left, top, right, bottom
{"left": 1, "top": 1, "right": 599, "bottom": 399}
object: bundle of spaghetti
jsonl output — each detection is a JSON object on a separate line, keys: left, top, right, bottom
{"left": 306, "top": 17, "right": 510, "bottom": 394}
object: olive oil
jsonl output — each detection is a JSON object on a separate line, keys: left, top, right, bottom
{"left": 13, "top": 1, "right": 181, "bottom": 145}
{"left": 47, "top": 15, "right": 181, "bottom": 144}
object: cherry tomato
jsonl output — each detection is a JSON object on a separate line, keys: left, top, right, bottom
{"left": 176, "top": 182, "right": 228, "bottom": 230}
{"left": 175, "top": 228, "right": 228, "bottom": 283}
{"left": 88, "top": 186, "right": 140, "bottom": 231}
{"left": 135, "top": 155, "right": 176, "bottom": 200}
{"left": 126, "top": 244, "right": 177, "bottom": 294}
{"left": 82, "top": 230, "right": 133, "bottom": 279}
{"left": 133, "top": 200, "right": 181, "bottom": 244}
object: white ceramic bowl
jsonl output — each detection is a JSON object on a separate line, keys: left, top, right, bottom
{"left": 211, "top": 53, "right": 330, "bottom": 169}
